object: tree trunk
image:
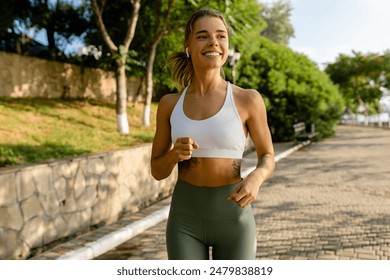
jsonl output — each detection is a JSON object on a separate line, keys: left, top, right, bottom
{"left": 116, "top": 57, "right": 129, "bottom": 135}
{"left": 142, "top": 43, "right": 158, "bottom": 127}
{"left": 132, "top": 76, "right": 144, "bottom": 106}
{"left": 91, "top": 0, "right": 141, "bottom": 135}
{"left": 46, "top": 25, "right": 56, "bottom": 59}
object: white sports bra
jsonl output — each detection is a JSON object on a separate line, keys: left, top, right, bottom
{"left": 170, "top": 82, "right": 246, "bottom": 159}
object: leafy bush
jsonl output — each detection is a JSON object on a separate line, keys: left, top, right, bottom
{"left": 238, "top": 37, "right": 344, "bottom": 141}
{"left": 0, "top": 147, "right": 21, "bottom": 167}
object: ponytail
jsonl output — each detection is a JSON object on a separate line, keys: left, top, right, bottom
{"left": 167, "top": 51, "right": 194, "bottom": 90}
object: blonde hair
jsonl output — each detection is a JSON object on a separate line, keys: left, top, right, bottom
{"left": 167, "top": 8, "right": 231, "bottom": 90}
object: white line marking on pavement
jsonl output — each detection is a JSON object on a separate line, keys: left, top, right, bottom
{"left": 57, "top": 206, "right": 170, "bottom": 260}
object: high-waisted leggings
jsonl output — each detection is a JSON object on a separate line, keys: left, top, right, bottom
{"left": 166, "top": 179, "right": 257, "bottom": 260}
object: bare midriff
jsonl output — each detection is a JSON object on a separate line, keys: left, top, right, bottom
{"left": 178, "top": 157, "right": 242, "bottom": 187}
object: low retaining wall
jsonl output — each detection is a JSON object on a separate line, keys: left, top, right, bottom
{"left": 0, "top": 51, "right": 144, "bottom": 101}
{"left": 0, "top": 144, "right": 176, "bottom": 260}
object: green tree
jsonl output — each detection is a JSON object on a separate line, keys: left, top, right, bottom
{"left": 0, "top": 1, "right": 32, "bottom": 36}
{"left": 0, "top": 0, "right": 35, "bottom": 54}
{"left": 0, "top": 1, "right": 90, "bottom": 59}
{"left": 260, "top": 0, "right": 294, "bottom": 45}
{"left": 91, "top": 0, "right": 141, "bottom": 135}
{"left": 325, "top": 50, "right": 390, "bottom": 114}
{"left": 135, "top": 0, "right": 175, "bottom": 127}
{"left": 29, "top": 0, "right": 90, "bottom": 59}
{"left": 239, "top": 36, "right": 344, "bottom": 141}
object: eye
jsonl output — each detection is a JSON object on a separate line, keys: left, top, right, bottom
{"left": 196, "top": 34, "right": 207, "bottom": 39}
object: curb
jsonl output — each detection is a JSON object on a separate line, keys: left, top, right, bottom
{"left": 58, "top": 206, "right": 170, "bottom": 260}
{"left": 55, "top": 141, "right": 311, "bottom": 260}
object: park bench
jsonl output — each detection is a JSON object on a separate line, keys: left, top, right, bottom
{"left": 293, "top": 122, "right": 318, "bottom": 142}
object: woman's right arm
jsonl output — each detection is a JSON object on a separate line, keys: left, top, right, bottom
{"left": 150, "top": 94, "right": 198, "bottom": 181}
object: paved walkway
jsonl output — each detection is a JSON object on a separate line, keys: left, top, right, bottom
{"left": 31, "top": 125, "right": 390, "bottom": 260}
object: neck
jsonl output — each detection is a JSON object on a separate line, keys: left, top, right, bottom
{"left": 190, "top": 70, "right": 225, "bottom": 96}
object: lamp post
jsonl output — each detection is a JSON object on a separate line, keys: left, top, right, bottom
{"left": 228, "top": 48, "right": 241, "bottom": 84}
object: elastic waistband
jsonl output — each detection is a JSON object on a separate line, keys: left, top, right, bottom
{"left": 170, "top": 179, "right": 251, "bottom": 220}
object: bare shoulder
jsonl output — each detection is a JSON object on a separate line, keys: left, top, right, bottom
{"left": 231, "top": 84, "right": 265, "bottom": 110}
{"left": 159, "top": 93, "right": 181, "bottom": 108}
{"left": 157, "top": 93, "right": 181, "bottom": 116}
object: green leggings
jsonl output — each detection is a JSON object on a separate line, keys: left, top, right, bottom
{"left": 166, "top": 179, "right": 257, "bottom": 260}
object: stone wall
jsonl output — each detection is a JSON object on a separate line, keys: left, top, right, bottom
{"left": 0, "top": 51, "right": 144, "bottom": 101}
{"left": 0, "top": 144, "right": 177, "bottom": 260}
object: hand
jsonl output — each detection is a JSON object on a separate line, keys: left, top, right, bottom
{"left": 228, "top": 174, "right": 262, "bottom": 208}
{"left": 173, "top": 137, "right": 199, "bottom": 162}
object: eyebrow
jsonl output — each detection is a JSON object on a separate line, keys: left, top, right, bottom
{"left": 194, "top": 29, "right": 227, "bottom": 34}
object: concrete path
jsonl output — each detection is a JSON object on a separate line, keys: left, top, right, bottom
{"left": 31, "top": 125, "right": 390, "bottom": 260}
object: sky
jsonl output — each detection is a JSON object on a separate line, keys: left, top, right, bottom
{"left": 261, "top": 0, "right": 390, "bottom": 68}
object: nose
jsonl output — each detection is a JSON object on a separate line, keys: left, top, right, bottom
{"left": 208, "top": 35, "right": 218, "bottom": 46}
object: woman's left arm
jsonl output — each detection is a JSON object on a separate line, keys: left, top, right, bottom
{"left": 228, "top": 89, "right": 275, "bottom": 208}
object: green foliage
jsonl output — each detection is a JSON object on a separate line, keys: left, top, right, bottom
{"left": 154, "top": 31, "right": 184, "bottom": 97}
{"left": 325, "top": 50, "right": 390, "bottom": 113}
{"left": 0, "top": 147, "right": 21, "bottom": 167}
{"left": 0, "top": 143, "right": 90, "bottom": 168}
{"left": 130, "top": 0, "right": 184, "bottom": 97}
{"left": 260, "top": 0, "right": 295, "bottom": 45}
{"left": 81, "top": 0, "right": 139, "bottom": 71}
{"left": 29, "top": 0, "right": 90, "bottom": 58}
{"left": 238, "top": 37, "right": 344, "bottom": 141}
{"left": 0, "top": 0, "right": 33, "bottom": 36}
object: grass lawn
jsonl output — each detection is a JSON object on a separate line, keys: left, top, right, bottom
{"left": 0, "top": 97, "right": 158, "bottom": 167}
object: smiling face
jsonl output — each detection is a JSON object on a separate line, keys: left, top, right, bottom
{"left": 186, "top": 16, "right": 229, "bottom": 71}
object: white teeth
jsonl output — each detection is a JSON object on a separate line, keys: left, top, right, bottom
{"left": 204, "top": 52, "right": 220, "bottom": 56}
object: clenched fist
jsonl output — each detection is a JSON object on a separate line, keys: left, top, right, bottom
{"left": 173, "top": 137, "right": 199, "bottom": 162}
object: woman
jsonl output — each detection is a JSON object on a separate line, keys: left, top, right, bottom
{"left": 151, "top": 8, "right": 275, "bottom": 260}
